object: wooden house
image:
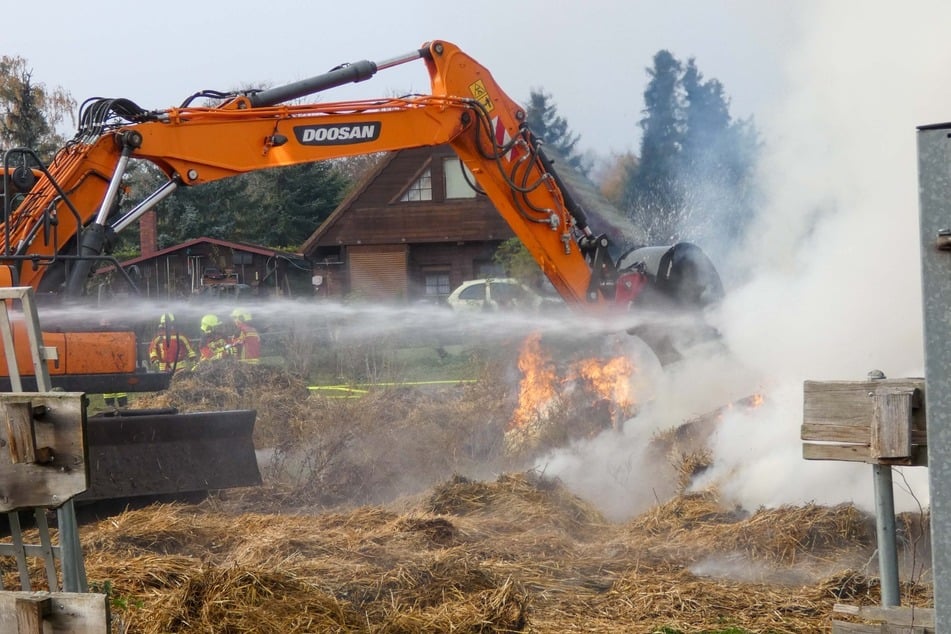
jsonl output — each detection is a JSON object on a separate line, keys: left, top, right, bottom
{"left": 302, "top": 145, "right": 513, "bottom": 303}
{"left": 302, "top": 144, "right": 641, "bottom": 304}
{"left": 101, "top": 236, "right": 312, "bottom": 300}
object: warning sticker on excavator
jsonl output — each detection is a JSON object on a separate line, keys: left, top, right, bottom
{"left": 468, "top": 80, "right": 494, "bottom": 112}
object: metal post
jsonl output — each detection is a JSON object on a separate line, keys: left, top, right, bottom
{"left": 917, "top": 123, "right": 951, "bottom": 631}
{"left": 57, "top": 501, "right": 86, "bottom": 592}
{"left": 868, "top": 369, "right": 900, "bottom": 607}
{"left": 873, "top": 464, "right": 901, "bottom": 606}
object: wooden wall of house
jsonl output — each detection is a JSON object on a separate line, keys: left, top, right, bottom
{"left": 119, "top": 246, "right": 310, "bottom": 299}
{"left": 408, "top": 242, "right": 504, "bottom": 298}
{"left": 318, "top": 147, "right": 514, "bottom": 246}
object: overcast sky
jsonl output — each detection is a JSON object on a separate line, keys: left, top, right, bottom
{"left": 5, "top": 0, "right": 805, "bottom": 155}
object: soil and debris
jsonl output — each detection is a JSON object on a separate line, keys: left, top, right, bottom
{"left": 2, "top": 361, "right": 935, "bottom": 632}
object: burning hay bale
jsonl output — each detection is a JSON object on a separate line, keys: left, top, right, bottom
{"left": 74, "top": 351, "right": 930, "bottom": 631}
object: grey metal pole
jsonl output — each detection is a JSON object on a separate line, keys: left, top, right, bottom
{"left": 917, "top": 123, "right": 951, "bottom": 631}
{"left": 873, "top": 463, "right": 901, "bottom": 606}
{"left": 57, "top": 500, "right": 87, "bottom": 592}
{"left": 868, "top": 369, "right": 900, "bottom": 607}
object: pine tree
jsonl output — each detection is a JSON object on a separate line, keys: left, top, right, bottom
{"left": 626, "top": 50, "right": 685, "bottom": 243}
{"left": 622, "top": 51, "right": 759, "bottom": 252}
{"left": 525, "top": 89, "right": 588, "bottom": 175}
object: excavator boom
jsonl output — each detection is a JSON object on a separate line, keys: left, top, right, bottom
{"left": 0, "top": 40, "right": 723, "bottom": 504}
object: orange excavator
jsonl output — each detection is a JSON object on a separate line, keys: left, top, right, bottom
{"left": 0, "top": 40, "right": 722, "bottom": 503}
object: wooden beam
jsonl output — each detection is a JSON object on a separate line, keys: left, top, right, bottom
{"left": 14, "top": 595, "right": 49, "bottom": 634}
{"left": 802, "top": 379, "right": 927, "bottom": 466}
{"left": 872, "top": 387, "right": 915, "bottom": 459}
{"left": 0, "top": 592, "right": 107, "bottom": 633}
{"left": 0, "top": 393, "right": 88, "bottom": 511}
{"left": 834, "top": 603, "right": 935, "bottom": 627}
{"left": 4, "top": 402, "right": 35, "bottom": 464}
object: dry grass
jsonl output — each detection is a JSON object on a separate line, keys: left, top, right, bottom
{"left": 62, "top": 474, "right": 931, "bottom": 633}
{"left": 6, "top": 363, "right": 934, "bottom": 632}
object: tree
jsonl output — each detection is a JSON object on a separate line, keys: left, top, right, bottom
{"left": 625, "top": 50, "right": 685, "bottom": 242}
{"left": 525, "top": 89, "right": 588, "bottom": 175}
{"left": 148, "top": 162, "right": 349, "bottom": 251}
{"left": 242, "top": 162, "right": 349, "bottom": 248}
{"left": 0, "top": 56, "right": 75, "bottom": 161}
{"left": 622, "top": 51, "right": 759, "bottom": 254}
{"left": 679, "top": 59, "right": 760, "bottom": 258}
{"left": 493, "top": 237, "right": 543, "bottom": 286}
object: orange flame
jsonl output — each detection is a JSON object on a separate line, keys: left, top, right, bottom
{"left": 571, "top": 356, "right": 635, "bottom": 411}
{"left": 510, "top": 333, "right": 558, "bottom": 429}
{"left": 509, "top": 333, "right": 637, "bottom": 431}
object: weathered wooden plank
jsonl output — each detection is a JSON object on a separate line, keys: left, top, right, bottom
{"left": 803, "top": 443, "right": 870, "bottom": 462}
{"left": 872, "top": 388, "right": 915, "bottom": 459}
{"left": 4, "top": 401, "right": 36, "bottom": 464}
{"left": 801, "top": 422, "right": 871, "bottom": 444}
{"left": 803, "top": 379, "right": 925, "bottom": 429}
{"left": 15, "top": 595, "right": 49, "bottom": 634}
{"left": 833, "top": 621, "right": 931, "bottom": 634}
{"left": 834, "top": 603, "right": 935, "bottom": 627}
{"left": 0, "top": 592, "right": 108, "bottom": 633}
{"left": 803, "top": 443, "right": 925, "bottom": 466}
{"left": 0, "top": 393, "right": 88, "bottom": 511}
{"left": 802, "top": 424, "right": 927, "bottom": 445}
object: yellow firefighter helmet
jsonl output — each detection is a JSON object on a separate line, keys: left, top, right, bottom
{"left": 230, "top": 308, "right": 252, "bottom": 322}
{"left": 200, "top": 314, "right": 222, "bottom": 333}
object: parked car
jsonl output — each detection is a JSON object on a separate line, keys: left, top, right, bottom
{"left": 446, "top": 278, "right": 563, "bottom": 312}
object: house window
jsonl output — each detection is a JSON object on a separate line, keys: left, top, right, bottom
{"left": 444, "top": 158, "right": 477, "bottom": 199}
{"left": 424, "top": 271, "right": 451, "bottom": 298}
{"left": 400, "top": 167, "right": 432, "bottom": 201}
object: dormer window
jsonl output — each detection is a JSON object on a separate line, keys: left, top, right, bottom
{"left": 399, "top": 167, "right": 432, "bottom": 201}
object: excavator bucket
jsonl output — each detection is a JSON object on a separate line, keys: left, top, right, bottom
{"left": 618, "top": 242, "right": 725, "bottom": 309}
{"left": 618, "top": 243, "right": 726, "bottom": 366}
{"left": 78, "top": 408, "right": 261, "bottom": 503}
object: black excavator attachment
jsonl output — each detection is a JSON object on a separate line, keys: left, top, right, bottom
{"left": 617, "top": 242, "right": 726, "bottom": 366}
{"left": 78, "top": 408, "right": 261, "bottom": 503}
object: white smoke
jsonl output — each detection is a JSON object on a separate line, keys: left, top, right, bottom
{"left": 542, "top": 2, "right": 949, "bottom": 518}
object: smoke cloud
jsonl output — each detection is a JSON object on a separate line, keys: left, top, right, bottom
{"left": 542, "top": 3, "right": 949, "bottom": 518}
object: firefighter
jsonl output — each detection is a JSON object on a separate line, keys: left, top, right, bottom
{"left": 148, "top": 312, "right": 197, "bottom": 373}
{"left": 103, "top": 392, "right": 128, "bottom": 408}
{"left": 198, "top": 314, "right": 233, "bottom": 362}
{"left": 99, "top": 316, "right": 128, "bottom": 408}
{"left": 230, "top": 308, "right": 261, "bottom": 364}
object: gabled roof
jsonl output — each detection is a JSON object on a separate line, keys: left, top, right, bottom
{"left": 117, "top": 236, "right": 306, "bottom": 268}
{"left": 301, "top": 153, "right": 397, "bottom": 254}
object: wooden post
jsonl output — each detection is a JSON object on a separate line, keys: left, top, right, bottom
{"left": 4, "top": 402, "right": 35, "bottom": 464}
{"left": 0, "top": 592, "right": 108, "bottom": 633}
{"left": 14, "top": 595, "right": 49, "bottom": 634}
{"left": 872, "top": 387, "right": 916, "bottom": 460}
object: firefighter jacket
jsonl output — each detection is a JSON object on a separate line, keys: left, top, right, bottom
{"left": 232, "top": 322, "right": 261, "bottom": 363}
{"left": 199, "top": 333, "right": 233, "bottom": 362}
{"left": 149, "top": 331, "right": 198, "bottom": 372}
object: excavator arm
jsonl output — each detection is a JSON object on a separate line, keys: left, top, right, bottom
{"left": 0, "top": 39, "right": 724, "bottom": 506}
{"left": 3, "top": 41, "right": 616, "bottom": 307}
